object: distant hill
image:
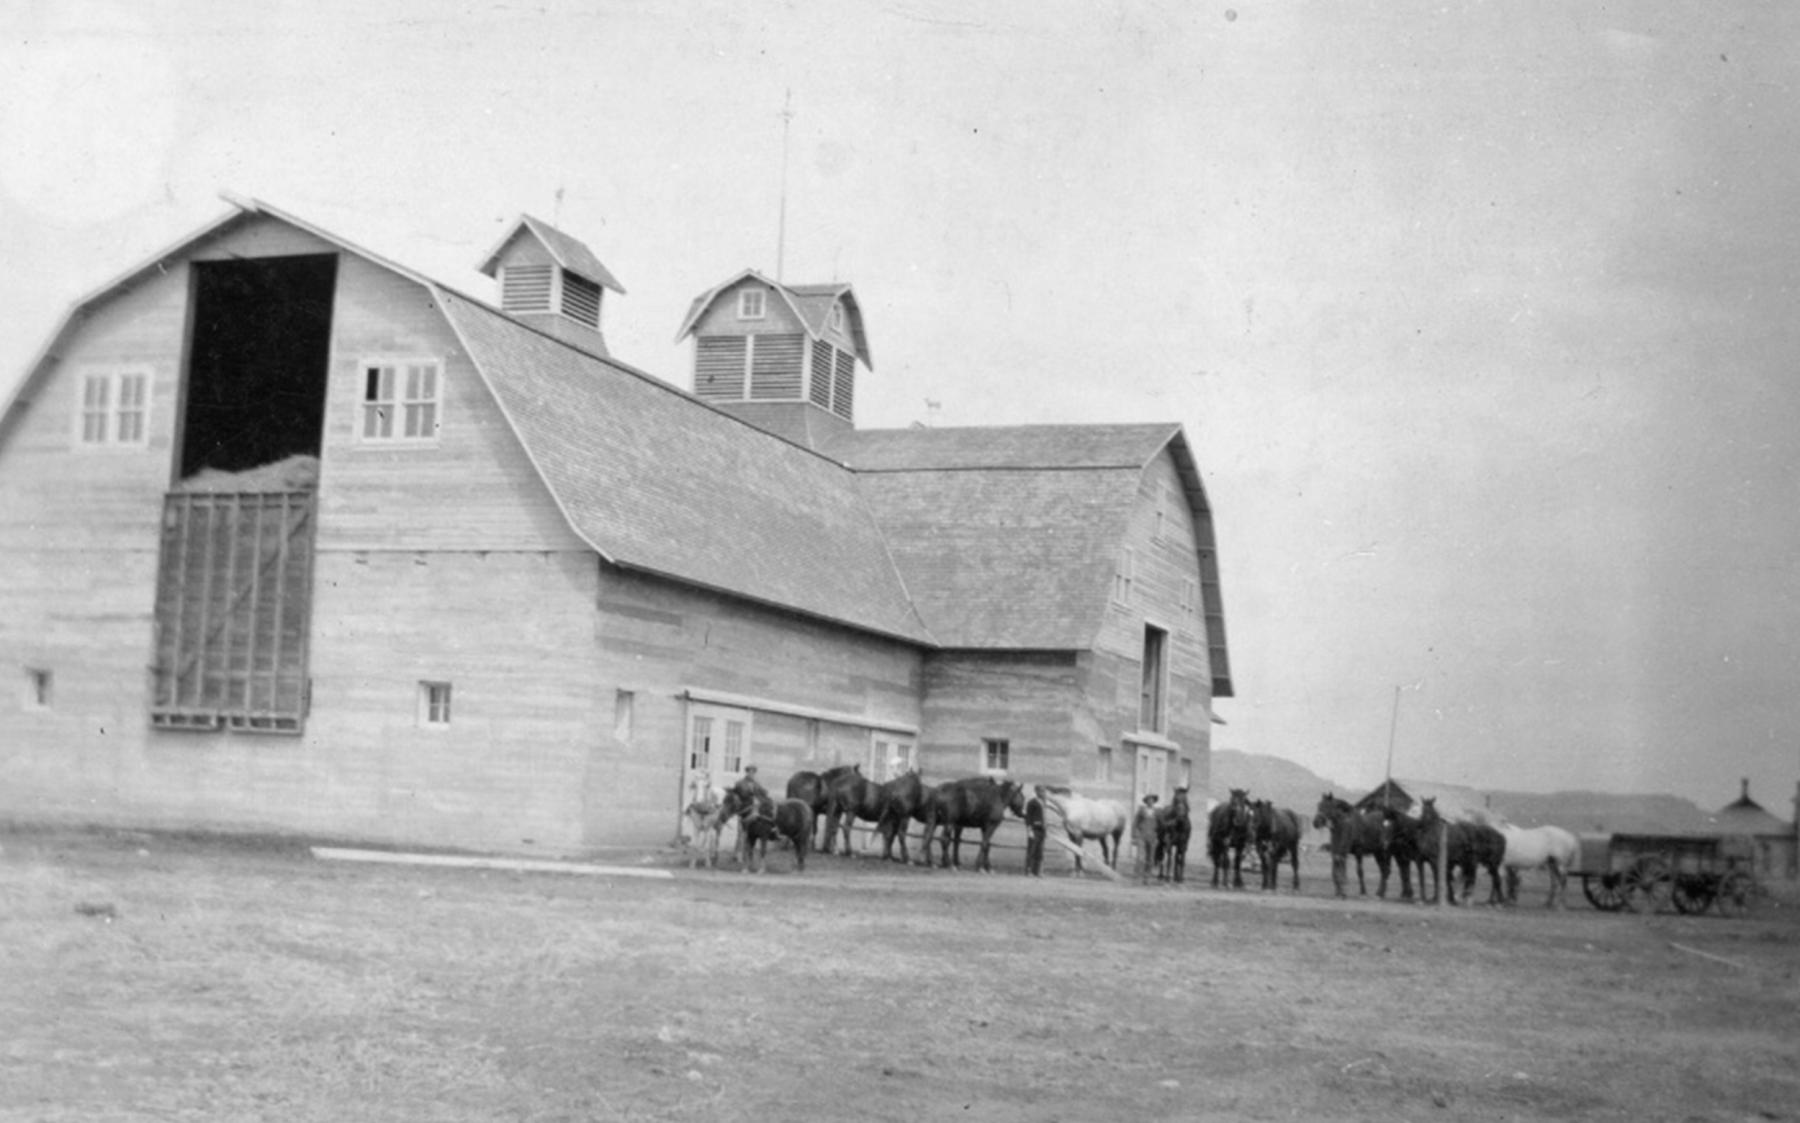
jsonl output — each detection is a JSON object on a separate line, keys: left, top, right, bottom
{"left": 1209, "top": 749, "right": 1724, "bottom": 835}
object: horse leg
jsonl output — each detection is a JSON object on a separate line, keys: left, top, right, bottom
{"left": 1070, "top": 830, "right": 1086, "bottom": 877}
{"left": 1330, "top": 852, "right": 1347, "bottom": 899}
{"left": 1289, "top": 847, "right": 1301, "bottom": 891}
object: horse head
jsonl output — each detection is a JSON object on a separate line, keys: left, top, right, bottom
{"left": 1312, "top": 791, "right": 1352, "bottom": 830}
{"left": 1001, "top": 780, "right": 1027, "bottom": 817}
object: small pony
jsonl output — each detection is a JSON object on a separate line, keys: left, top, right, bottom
{"left": 682, "top": 773, "right": 731, "bottom": 869}
{"left": 734, "top": 793, "right": 812, "bottom": 874}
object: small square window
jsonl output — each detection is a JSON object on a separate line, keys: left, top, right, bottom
{"left": 613, "top": 689, "right": 635, "bottom": 741}
{"left": 420, "top": 681, "right": 452, "bottom": 727}
{"left": 982, "top": 737, "right": 1010, "bottom": 773}
{"left": 25, "top": 668, "right": 52, "bottom": 710}
{"left": 738, "top": 289, "right": 766, "bottom": 319}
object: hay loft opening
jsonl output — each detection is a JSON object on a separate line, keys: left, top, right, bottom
{"left": 180, "top": 253, "right": 337, "bottom": 480}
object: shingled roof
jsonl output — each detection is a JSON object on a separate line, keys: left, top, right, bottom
{"left": 435, "top": 289, "right": 932, "bottom": 644}
{"left": 477, "top": 214, "right": 626, "bottom": 293}
{"left": 820, "top": 424, "right": 1207, "bottom": 651}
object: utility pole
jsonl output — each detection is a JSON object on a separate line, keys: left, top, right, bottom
{"left": 776, "top": 89, "right": 794, "bottom": 282}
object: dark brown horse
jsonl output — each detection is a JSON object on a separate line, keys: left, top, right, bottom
{"left": 823, "top": 766, "right": 889, "bottom": 856}
{"left": 786, "top": 764, "right": 859, "bottom": 851}
{"left": 923, "top": 777, "right": 1026, "bottom": 872}
{"left": 874, "top": 769, "right": 929, "bottom": 863}
{"left": 1154, "top": 787, "right": 1193, "bottom": 883}
{"left": 1312, "top": 793, "right": 1394, "bottom": 899}
{"left": 735, "top": 793, "right": 812, "bottom": 874}
{"left": 1207, "top": 788, "right": 1253, "bottom": 889}
{"left": 1415, "top": 798, "right": 1506, "bottom": 906}
{"left": 1249, "top": 799, "right": 1303, "bottom": 892}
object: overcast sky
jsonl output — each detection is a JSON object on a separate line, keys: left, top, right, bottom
{"left": 4, "top": 1, "right": 1798, "bottom": 814}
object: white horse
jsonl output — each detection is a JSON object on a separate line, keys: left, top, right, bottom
{"left": 1037, "top": 786, "right": 1128, "bottom": 876}
{"left": 1470, "top": 809, "right": 1579, "bottom": 908}
{"left": 682, "top": 773, "right": 731, "bottom": 869}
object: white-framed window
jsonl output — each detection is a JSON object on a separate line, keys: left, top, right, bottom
{"left": 738, "top": 288, "right": 766, "bottom": 320}
{"left": 419, "top": 681, "right": 452, "bottom": 727}
{"left": 24, "top": 668, "right": 52, "bottom": 710}
{"left": 869, "top": 734, "right": 916, "bottom": 781}
{"left": 981, "top": 737, "right": 1010, "bottom": 774}
{"left": 361, "top": 359, "right": 442, "bottom": 442}
{"left": 829, "top": 303, "right": 845, "bottom": 333}
{"left": 687, "top": 703, "right": 754, "bottom": 787}
{"left": 1096, "top": 744, "right": 1113, "bottom": 783}
{"left": 73, "top": 366, "right": 151, "bottom": 448}
{"left": 1113, "top": 547, "right": 1135, "bottom": 604}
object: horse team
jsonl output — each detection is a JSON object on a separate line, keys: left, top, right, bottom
{"left": 683, "top": 767, "right": 1579, "bottom": 908}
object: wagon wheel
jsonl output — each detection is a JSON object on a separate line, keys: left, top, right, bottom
{"left": 1712, "top": 870, "right": 1756, "bottom": 919}
{"left": 1624, "top": 856, "right": 1672, "bottom": 914}
{"left": 1670, "top": 873, "right": 1713, "bottom": 916}
{"left": 1581, "top": 873, "right": 1628, "bottom": 912}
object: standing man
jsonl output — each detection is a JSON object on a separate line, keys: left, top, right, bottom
{"left": 1133, "top": 793, "right": 1160, "bottom": 884}
{"left": 1024, "top": 795, "right": 1047, "bottom": 877}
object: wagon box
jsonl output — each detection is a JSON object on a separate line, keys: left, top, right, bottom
{"left": 1572, "top": 832, "right": 1759, "bottom": 917}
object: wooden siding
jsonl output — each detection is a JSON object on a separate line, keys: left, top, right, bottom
{"left": 316, "top": 253, "right": 589, "bottom": 554}
{"left": 917, "top": 651, "right": 1085, "bottom": 786}
{"left": 589, "top": 564, "right": 923, "bottom": 844}
{"left": 0, "top": 213, "right": 602, "bottom": 853}
{"left": 1088, "top": 448, "right": 1216, "bottom": 800}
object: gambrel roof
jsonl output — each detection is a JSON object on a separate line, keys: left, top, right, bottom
{"left": 434, "top": 289, "right": 932, "bottom": 644}
{"left": 2, "top": 198, "right": 1231, "bottom": 686}
{"left": 674, "top": 269, "right": 873, "bottom": 368}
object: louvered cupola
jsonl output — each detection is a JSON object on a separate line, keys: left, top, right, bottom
{"left": 675, "top": 270, "right": 872, "bottom": 448}
{"left": 478, "top": 214, "right": 625, "bottom": 358}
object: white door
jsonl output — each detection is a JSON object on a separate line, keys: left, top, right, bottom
{"left": 686, "top": 704, "right": 752, "bottom": 801}
{"left": 1134, "top": 746, "right": 1168, "bottom": 806}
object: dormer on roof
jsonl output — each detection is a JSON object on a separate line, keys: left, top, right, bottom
{"left": 675, "top": 269, "right": 872, "bottom": 447}
{"left": 478, "top": 214, "right": 624, "bottom": 359}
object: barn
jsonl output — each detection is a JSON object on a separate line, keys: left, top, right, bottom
{"left": 0, "top": 198, "right": 1233, "bottom": 856}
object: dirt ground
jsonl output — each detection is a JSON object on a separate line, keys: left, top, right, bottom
{"left": 3, "top": 824, "right": 1797, "bottom": 1123}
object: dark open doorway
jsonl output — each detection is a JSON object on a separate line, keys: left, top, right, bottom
{"left": 180, "top": 254, "right": 336, "bottom": 479}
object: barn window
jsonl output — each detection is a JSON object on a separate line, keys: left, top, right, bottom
{"left": 829, "top": 303, "right": 844, "bottom": 333}
{"left": 1113, "top": 548, "right": 1135, "bottom": 604}
{"left": 24, "top": 668, "right": 52, "bottom": 710}
{"left": 1140, "top": 625, "right": 1168, "bottom": 733}
{"left": 982, "top": 738, "right": 1010, "bottom": 774}
{"left": 420, "top": 681, "right": 452, "bottom": 727}
{"left": 74, "top": 367, "right": 151, "bottom": 448}
{"left": 1095, "top": 745, "right": 1113, "bottom": 783}
{"left": 1181, "top": 578, "right": 1198, "bottom": 616}
{"left": 870, "top": 735, "right": 915, "bottom": 781}
{"left": 362, "top": 360, "right": 441, "bottom": 442}
{"left": 738, "top": 289, "right": 766, "bottom": 319}
{"left": 613, "top": 689, "right": 635, "bottom": 741}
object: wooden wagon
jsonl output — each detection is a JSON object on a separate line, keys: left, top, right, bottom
{"left": 1571, "top": 832, "right": 1759, "bottom": 917}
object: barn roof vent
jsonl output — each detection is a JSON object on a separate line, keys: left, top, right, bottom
{"left": 477, "top": 214, "right": 625, "bottom": 359}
